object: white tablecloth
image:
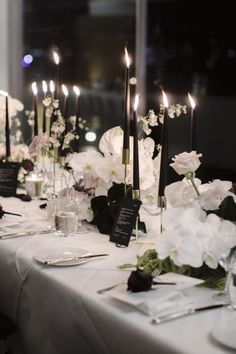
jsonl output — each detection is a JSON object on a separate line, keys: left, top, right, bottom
{"left": 0, "top": 197, "right": 235, "bottom": 354}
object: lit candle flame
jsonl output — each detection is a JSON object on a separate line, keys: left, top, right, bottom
{"left": 133, "top": 94, "right": 139, "bottom": 112}
{"left": 0, "top": 90, "right": 8, "bottom": 97}
{"left": 32, "top": 82, "right": 38, "bottom": 96}
{"left": 53, "top": 51, "right": 60, "bottom": 65}
{"left": 125, "top": 47, "right": 131, "bottom": 68}
{"left": 73, "top": 85, "right": 80, "bottom": 96}
{"left": 42, "top": 80, "right": 48, "bottom": 94}
{"left": 188, "top": 93, "right": 196, "bottom": 109}
{"left": 62, "top": 84, "right": 68, "bottom": 97}
{"left": 162, "top": 90, "right": 169, "bottom": 108}
{"left": 49, "top": 80, "right": 55, "bottom": 93}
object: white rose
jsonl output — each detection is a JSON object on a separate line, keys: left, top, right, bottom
{"left": 170, "top": 151, "right": 202, "bottom": 175}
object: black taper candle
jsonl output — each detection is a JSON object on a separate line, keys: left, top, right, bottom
{"left": 42, "top": 81, "right": 47, "bottom": 133}
{"left": 188, "top": 94, "right": 197, "bottom": 151}
{"left": 123, "top": 66, "right": 130, "bottom": 149}
{"left": 42, "top": 105, "right": 46, "bottom": 133}
{"left": 190, "top": 108, "right": 196, "bottom": 151}
{"left": 73, "top": 86, "right": 80, "bottom": 132}
{"left": 133, "top": 95, "right": 140, "bottom": 191}
{"left": 32, "top": 82, "right": 38, "bottom": 136}
{"left": 158, "top": 92, "right": 169, "bottom": 197}
{"left": 122, "top": 47, "right": 131, "bottom": 165}
{"left": 53, "top": 51, "right": 60, "bottom": 99}
{"left": 75, "top": 97, "right": 80, "bottom": 131}
{"left": 62, "top": 85, "right": 69, "bottom": 134}
{"left": 49, "top": 80, "right": 55, "bottom": 131}
{"left": 5, "top": 94, "right": 10, "bottom": 159}
{"left": 33, "top": 95, "right": 38, "bottom": 136}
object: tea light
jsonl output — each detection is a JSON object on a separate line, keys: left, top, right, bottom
{"left": 25, "top": 172, "right": 44, "bottom": 198}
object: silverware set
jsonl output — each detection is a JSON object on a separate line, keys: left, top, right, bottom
{"left": 43, "top": 253, "right": 109, "bottom": 265}
{"left": 151, "top": 303, "right": 227, "bottom": 325}
{"left": 0, "top": 229, "right": 52, "bottom": 239}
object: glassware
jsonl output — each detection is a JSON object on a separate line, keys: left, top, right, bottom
{"left": 74, "top": 172, "right": 90, "bottom": 234}
{"left": 55, "top": 197, "right": 78, "bottom": 237}
{"left": 25, "top": 171, "right": 44, "bottom": 198}
{"left": 213, "top": 249, "right": 235, "bottom": 303}
{"left": 227, "top": 249, "right": 236, "bottom": 309}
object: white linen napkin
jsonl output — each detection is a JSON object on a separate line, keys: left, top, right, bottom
{"left": 105, "top": 273, "right": 204, "bottom": 316}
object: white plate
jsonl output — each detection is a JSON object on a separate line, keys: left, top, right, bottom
{"left": 212, "top": 317, "right": 236, "bottom": 349}
{"left": 34, "top": 247, "right": 90, "bottom": 266}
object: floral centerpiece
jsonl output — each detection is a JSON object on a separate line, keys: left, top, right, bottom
{"left": 66, "top": 104, "right": 187, "bottom": 233}
{"left": 121, "top": 151, "right": 236, "bottom": 289}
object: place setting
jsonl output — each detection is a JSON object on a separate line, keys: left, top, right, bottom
{"left": 34, "top": 248, "right": 109, "bottom": 267}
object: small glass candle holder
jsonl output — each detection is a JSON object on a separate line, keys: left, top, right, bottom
{"left": 25, "top": 172, "right": 44, "bottom": 199}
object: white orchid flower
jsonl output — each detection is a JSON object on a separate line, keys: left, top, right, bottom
{"left": 95, "top": 155, "right": 124, "bottom": 185}
{"left": 68, "top": 150, "right": 103, "bottom": 177}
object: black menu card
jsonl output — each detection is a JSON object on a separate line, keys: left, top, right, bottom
{"left": 110, "top": 198, "right": 142, "bottom": 247}
{"left": 0, "top": 161, "right": 19, "bottom": 197}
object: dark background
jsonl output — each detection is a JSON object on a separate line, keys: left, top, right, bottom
{"left": 22, "top": 0, "right": 236, "bottom": 182}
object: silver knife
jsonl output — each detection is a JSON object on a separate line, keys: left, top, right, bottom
{"left": 0, "top": 229, "right": 51, "bottom": 240}
{"left": 151, "top": 303, "right": 227, "bottom": 325}
{"left": 43, "top": 253, "right": 109, "bottom": 265}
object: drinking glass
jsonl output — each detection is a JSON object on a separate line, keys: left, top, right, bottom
{"left": 213, "top": 250, "right": 233, "bottom": 302}
{"left": 73, "top": 172, "right": 91, "bottom": 234}
{"left": 55, "top": 197, "right": 78, "bottom": 237}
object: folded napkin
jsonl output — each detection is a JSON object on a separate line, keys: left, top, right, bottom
{"left": 105, "top": 273, "right": 204, "bottom": 316}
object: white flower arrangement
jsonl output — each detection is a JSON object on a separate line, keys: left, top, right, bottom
{"left": 156, "top": 151, "right": 236, "bottom": 271}
{"left": 28, "top": 97, "right": 88, "bottom": 153}
{"left": 67, "top": 126, "right": 160, "bottom": 210}
{"left": 138, "top": 104, "right": 187, "bottom": 135}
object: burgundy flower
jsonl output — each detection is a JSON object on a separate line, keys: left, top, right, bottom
{"left": 127, "top": 268, "right": 153, "bottom": 292}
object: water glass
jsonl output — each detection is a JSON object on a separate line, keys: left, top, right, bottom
{"left": 55, "top": 197, "right": 78, "bottom": 237}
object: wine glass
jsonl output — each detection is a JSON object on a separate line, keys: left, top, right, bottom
{"left": 213, "top": 251, "right": 232, "bottom": 303}
{"left": 73, "top": 172, "right": 91, "bottom": 234}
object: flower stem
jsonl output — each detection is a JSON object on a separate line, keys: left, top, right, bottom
{"left": 190, "top": 177, "right": 200, "bottom": 196}
{"left": 185, "top": 171, "right": 200, "bottom": 197}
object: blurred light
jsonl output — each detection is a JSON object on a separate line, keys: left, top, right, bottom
{"left": 24, "top": 54, "right": 33, "bottom": 64}
{"left": 42, "top": 80, "right": 48, "bottom": 94}
{"left": 62, "top": 84, "right": 68, "bottom": 96}
{"left": 133, "top": 94, "right": 139, "bottom": 111}
{"left": 85, "top": 131, "right": 96, "bottom": 142}
{"left": 162, "top": 90, "right": 169, "bottom": 108}
{"left": 130, "top": 77, "right": 137, "bottom": 85}
{"left": 31, "top": 82, "right": 38, "bottom": 95}
{"left": 53, "top": 51, "right": 60, "bottom": 65}
{"left": 73, "top": 85, "right": 80, "bottom": 96}
{"left": 21, "top": 54, "right": 33, "bottom": 68}
{"left": 188, "top": 93, "right": 196, "bottom": 109}
{"left": 49, "top": 80, "right": 55, "bottom": 93}
{"left": 124, "top": 47, "right": 131, "bottom": 68}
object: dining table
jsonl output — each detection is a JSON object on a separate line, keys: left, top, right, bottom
{"left": 0, "top": 196, "right": 235, "bottom": 354}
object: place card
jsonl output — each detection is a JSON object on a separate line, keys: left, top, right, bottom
{"left": 0, "top": 161, "right": 19, "bottom": 197}
{"left": 110, "top": 198, "right": 142, "bottom": 247}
